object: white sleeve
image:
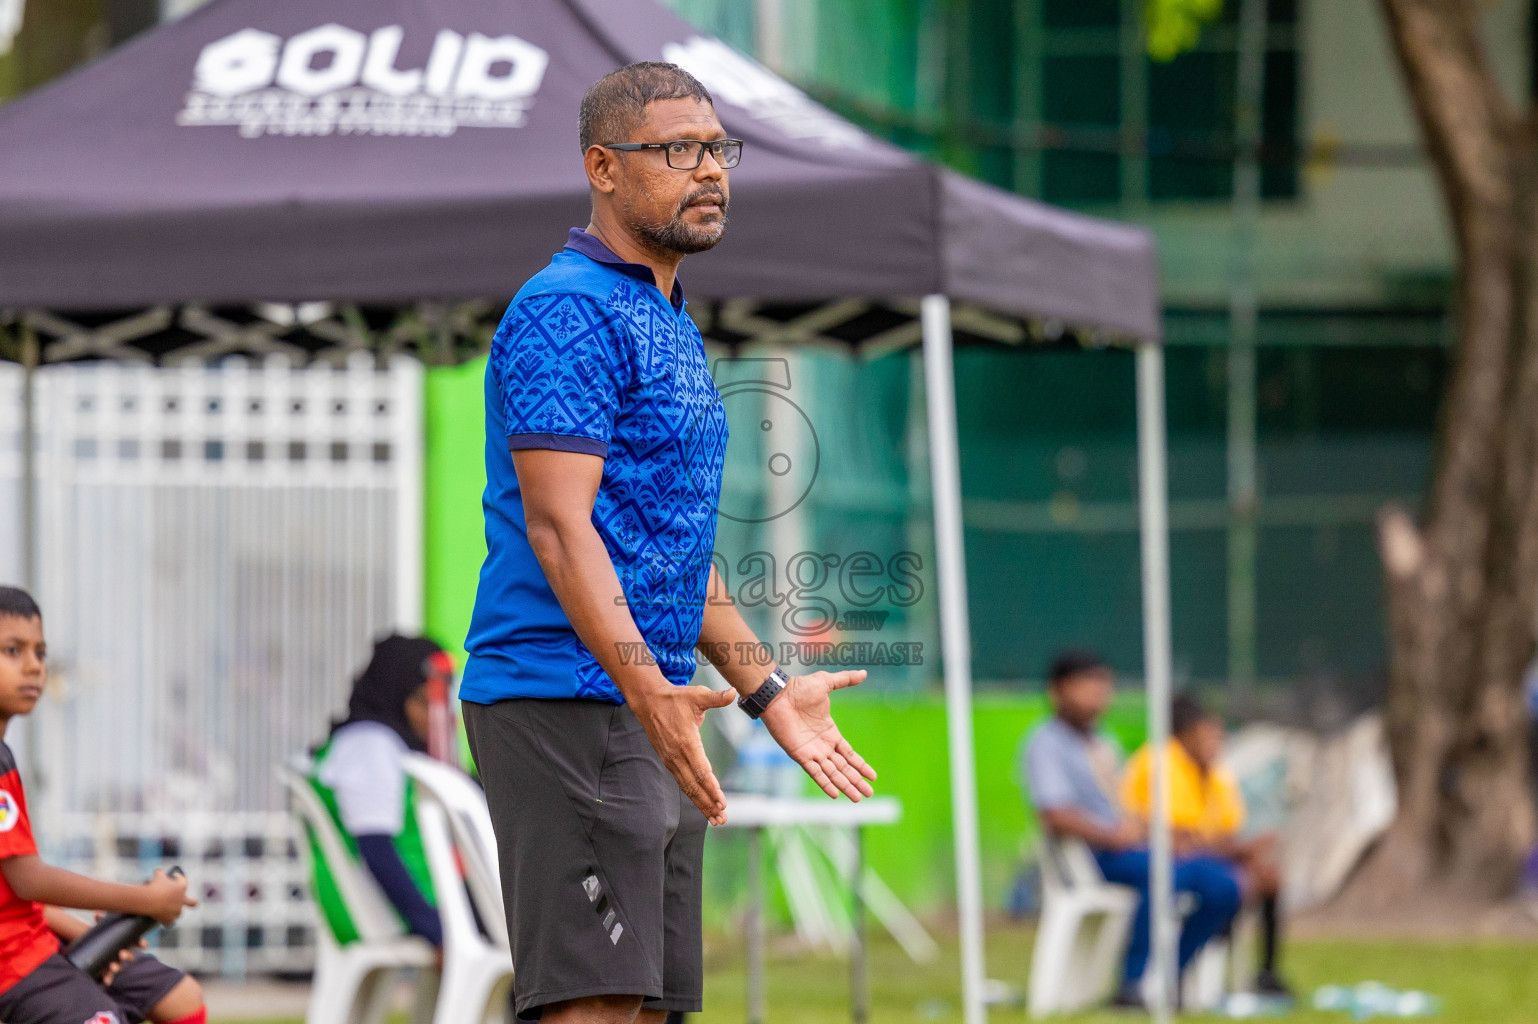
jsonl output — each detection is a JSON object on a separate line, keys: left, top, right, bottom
{"left": 319, "top": 723, "right": 408, "bottom": 837}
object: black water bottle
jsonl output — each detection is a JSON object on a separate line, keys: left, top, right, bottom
{"left": 65, "top": 866, "right": 185, "bottom": 979}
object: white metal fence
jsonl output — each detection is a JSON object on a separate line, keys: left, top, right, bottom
{"left": 0, "top": 354, "right": 423, "bottom": 975}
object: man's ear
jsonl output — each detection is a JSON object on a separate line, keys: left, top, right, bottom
{"left": 585, "top": 145, "right": 618, "bottom": 195}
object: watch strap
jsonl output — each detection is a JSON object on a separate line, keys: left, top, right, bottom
{"left": 738, "top": 668, "right": 789, "bottom": 719}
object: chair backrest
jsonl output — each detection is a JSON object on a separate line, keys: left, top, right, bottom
{"left": 402, "top": 753, "right": 509, "bottom": 948}
{"left": 1038, "top": 832, "right": 1109, "bottom": 894}
{"left": 278, "top": 762, "right": 405, "bottom": 946}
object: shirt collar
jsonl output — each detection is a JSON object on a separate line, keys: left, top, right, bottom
{"left": 564, "top": 228, "right": 685, "bottom": 312}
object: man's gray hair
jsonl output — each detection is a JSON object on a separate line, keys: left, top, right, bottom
{"left": 578, "top": 62, "right": 714, "bottom": 152}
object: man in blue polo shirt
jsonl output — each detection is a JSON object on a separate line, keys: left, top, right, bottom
{"left": 460, "top": 62, "right": 878, "bottom": 1024}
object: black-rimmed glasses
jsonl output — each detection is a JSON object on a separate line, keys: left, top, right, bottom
{"left": 603, "top": 139, "right": 744, "bottom": 170}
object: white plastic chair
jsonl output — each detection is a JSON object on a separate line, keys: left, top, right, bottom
{"left": 279, "top": 764, "right": 437, "bottom": 1024}
{"left": 1027, "top": 835, "right": 1138, "bottom": 1016}
{"left": 1184, "top": 903, "right": 1259, "bottom": 1010}
{"left": 403, "top": 753, "right": 515, "bottom": 1024}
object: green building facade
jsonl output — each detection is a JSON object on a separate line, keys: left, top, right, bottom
{"left": 657, "top": 0, "right": 1507, "bottom": 700}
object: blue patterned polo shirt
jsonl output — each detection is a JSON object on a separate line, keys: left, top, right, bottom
{"left": 460, "top": 229, "right": 729, "bottom": 704}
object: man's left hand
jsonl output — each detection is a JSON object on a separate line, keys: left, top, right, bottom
{"left": 761, "top": 670, "right": 877, "bottom": 800}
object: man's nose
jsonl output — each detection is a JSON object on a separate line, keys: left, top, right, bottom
{"left": 694, "top": 151, "right": 726, "bottom": 181}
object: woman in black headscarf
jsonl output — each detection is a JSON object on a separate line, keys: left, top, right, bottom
{"left": 314, "top": 634, "right": 446, "bottom": 951}
{"left": 333, "top": 634, "right": 443, "bottom": 752}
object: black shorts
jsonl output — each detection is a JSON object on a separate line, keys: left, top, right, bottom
{"left": 464, "top": 698, "right": 706, "bottom": 1018}
{"left": 0, "top": 952, "right": 184, "bottom": 1024}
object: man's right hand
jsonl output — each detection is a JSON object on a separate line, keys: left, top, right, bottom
{"left": 143, "top": 869, "right": 197, "bottom": 926}
{"left": 629, "top": 683, "right": 736, "bottom": 826}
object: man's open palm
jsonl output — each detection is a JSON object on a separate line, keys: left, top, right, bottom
{"left": 762, "top": 670, "right": 877, "bottom": 800}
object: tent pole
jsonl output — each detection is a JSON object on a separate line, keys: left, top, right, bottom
{"left": 19, "top": 318, "right": 37, "bottom": 596}
{"left": 1136, "top": 341, "right": 1176, "bottom": 1024}
{"left": 754, "top": 0, "right": 785, "bottom": 71}
{"left": 920, "top": 294, "right": 986, "bottom": 1024}
{"left": 16, "top": 318, "right": 43, "bottom": 808}
{"left": 1226, "top": 0, "right": 1267, "bottom": 702}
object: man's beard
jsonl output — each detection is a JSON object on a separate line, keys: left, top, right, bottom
{"left": 631, "top": 186, "right": 730, "bottom": 256}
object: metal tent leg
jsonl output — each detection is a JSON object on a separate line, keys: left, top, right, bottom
{"left": 920, "top": 294, "right": 986, "bottom": 1024}
{"left": 1136, "top": 341, "right": 1176, "bottom": 1024}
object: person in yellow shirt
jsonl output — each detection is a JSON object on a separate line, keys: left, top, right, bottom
{"left": 1122, "top": 694, "right": 1290, "bottom": 997}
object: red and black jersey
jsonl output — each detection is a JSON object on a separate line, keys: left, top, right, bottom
{"left": 0, "top": 742, "right": 59, "bottom": 994}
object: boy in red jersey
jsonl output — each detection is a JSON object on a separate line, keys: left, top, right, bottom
{"left": 0, "top": 586, "right": 204, "bottom": 1024}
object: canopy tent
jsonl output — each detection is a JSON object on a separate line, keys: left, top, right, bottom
{"left": 0, "top": 0, "right": 1177, "bottom": 1018}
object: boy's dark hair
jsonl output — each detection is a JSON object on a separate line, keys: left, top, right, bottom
{"left": 578, "top": 61, "right": 714, "bottom": 153}
{"left": 0, "top": 586, "right": 41, "bottom": 621}
{"left": 1047, "top": 649, "right": 1107, "bottom": 687}
{"left": 1171, "top": 693, "right": 1210, "bottom": 736}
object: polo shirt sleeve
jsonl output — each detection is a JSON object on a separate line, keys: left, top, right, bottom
{"left": 0, "top": 765, "right": 38, "bottom": 860}
{"left": 492, "top": 293, "right": 629, "bottom": 457}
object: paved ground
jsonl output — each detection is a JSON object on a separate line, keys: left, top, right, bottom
{"left": 201, "top": 978, "right": 311, "bottom": 1020}
{"left": 202, "top": 977, "right": 438, "bottom": 1021}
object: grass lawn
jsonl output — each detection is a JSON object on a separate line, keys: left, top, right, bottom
{"left": 217, "top": 922, "right": 1538, "bottom": 1023}
{"left": 693, "top": 923, "right": 1537, "bottom": 1023}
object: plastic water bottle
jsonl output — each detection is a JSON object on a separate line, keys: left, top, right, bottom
{"left": 65, "top": 866, "right": 184, "bottom": 978}
{"left": 1310, "top": 982, "right": 1441, "bottom": 1019}
{"left": 1215, "top": 991, "right": 1293, "bottom": 1017}
{"left": 733, "top": 722, "right": 801, "bottom": 797}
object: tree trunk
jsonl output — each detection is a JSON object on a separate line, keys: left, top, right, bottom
{"left": 1339, "top": 0, "right": 1538, "bottom": 913}
{"left": 10, "top": 0, "right": 105, "bottom": 95}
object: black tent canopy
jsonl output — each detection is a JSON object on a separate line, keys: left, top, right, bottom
{"left": 0, "top": 0, "right": 1181, "bottom": 1018}
{"left": 0, "top": 0, "right": 1157, "bottom": 333}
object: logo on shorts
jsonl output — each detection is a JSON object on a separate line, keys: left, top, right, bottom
{"left": 0, "top": 790, "right": 18, "bottom": 833}
{"left": 582, "top": 873, "right": 624, "bottom": 945}
{"left": 85, "top": 1013, "right": 121, "bottom": 1024}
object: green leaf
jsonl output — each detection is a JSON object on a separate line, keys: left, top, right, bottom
{"left": 1146, "top": 0, "right": 1225, "bottom": 61}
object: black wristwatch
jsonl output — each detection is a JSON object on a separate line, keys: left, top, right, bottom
{"left": 738, "top": 667, "right": 789, "bottom": 719}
